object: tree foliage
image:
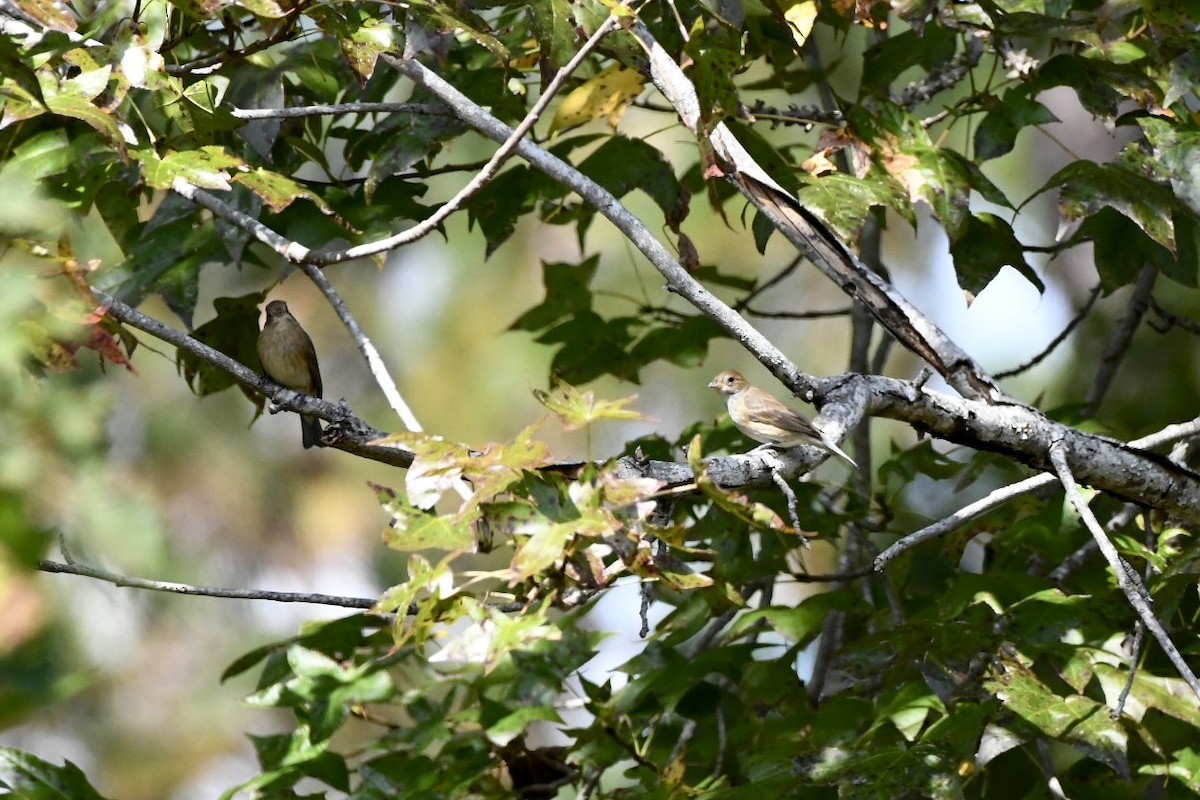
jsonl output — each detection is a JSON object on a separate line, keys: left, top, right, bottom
{"left": 3, "top": 0, "right": 1200, "bottom": 797}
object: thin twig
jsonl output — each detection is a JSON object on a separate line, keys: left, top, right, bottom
{"left": 995, "top": 285, "right": 1101, "bottom": 379}
{"left": 1112, "top": 511, "right": 1155, "bottom": 718}
{"left": 40, "top": 559, "right": 381, "bottom": 609}
{"left": 734, "top": 254, "right": 803, "bottom": 310}
{"left": 39, "top": 558, "right": 530, "bottom": 614}
{"left": 230, "top": 102, "right": 451, "bottom": 119}
{"left": 315, "top": 6, "right": 626, "bottom": 266}
{"left": 1148, "top": 297, "right": 1200, "bottom": 336}
{"left": 1084, "top": 264, "right": 1156, "bottom": 416}
{"left": 1048, "top": 439, "right": 1200, "bottom": 700}
{"left": 741, "top": 306, "right": 853, "bottom": 320}
{"left": 875, "top": 474, "right": 1054, "bottom": 569}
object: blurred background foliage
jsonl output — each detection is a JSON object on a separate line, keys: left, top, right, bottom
{"left": 3, "top": 0, "right": 1200, "bottom": 797}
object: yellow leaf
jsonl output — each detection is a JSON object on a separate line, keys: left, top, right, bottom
{"left": 550, "top": 64, "right": 645, "bottom": 134}
{"left": 783, "top": 1, "right": 818, "bottom": 49}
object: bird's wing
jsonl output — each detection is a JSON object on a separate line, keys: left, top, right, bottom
{"left": 742, "top": 392, "right": 817, "bottom": 435}
{"left": 305, "top": 344, "right": 323, "bottom": 398}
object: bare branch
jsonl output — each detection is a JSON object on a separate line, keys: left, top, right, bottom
{"left": 230, "top": 102, "right": 451, "bottom": 119}
{"left": 40, "top": 559, "right": 381, "bottom": 609}
{"left": 1085, "top": 264, "right": 1156, "bottom": 416}
{"left": 1047, "top": 439, "right": 1200, "bottom": 700}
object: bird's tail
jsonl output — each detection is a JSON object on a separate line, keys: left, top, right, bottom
{"left": 301, "top": 415, "right": 323, "bottom": 449}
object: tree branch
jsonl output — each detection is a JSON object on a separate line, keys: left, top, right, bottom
{"left": 874, "top": 414, "right": 1200, "bottom": 569}
{"left": 1084, "top": 264, "right": 1156, "bottom": 416}
{"left": 1047, "top": 439, "right": 1200, "bottom": 700}
{"left": 39, "top": 559, "right": 381, "bottom": 609}
{"left": 629, "top": 21, "right": 1005, "bottom": 403}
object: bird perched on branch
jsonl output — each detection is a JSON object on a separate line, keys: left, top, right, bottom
{"left": 257, "top": 299, "right": 323, "bottom": 448}
{"left": 708, "top": 369, "right": 857, "bottom": 469}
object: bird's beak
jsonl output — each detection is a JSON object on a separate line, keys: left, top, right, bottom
{"left": 707, "top": 378, "right": 719, "bottom": 389}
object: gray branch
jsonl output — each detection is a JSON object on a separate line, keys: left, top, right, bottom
{"left": 1048, "top": 440, "right": 1200, "bottom": 700}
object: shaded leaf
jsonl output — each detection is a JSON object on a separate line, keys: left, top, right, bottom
{"left": 949, "top": 212, "right": 1043, "bottom": 294}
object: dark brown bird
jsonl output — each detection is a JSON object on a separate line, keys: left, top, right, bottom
{"left": 709, "top": 369, "right": 857, "bottom": 468}
{"left": 257, "top": 300, "right": 323, "bottom": 448}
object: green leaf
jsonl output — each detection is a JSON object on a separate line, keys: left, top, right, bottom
{"left": 309, "top": 6, "right": 399, "bottom": 82}
{"left": 407, "top": 0, "right": 509, "bottom": 62}
{"left": 485, "top": 705, "right": 563, "bottom": 746}
{"left": 101, "top": 210, "right": 223, "bottom": 323}
{"left": 510, "top": 256, "right": 599, "bottom": 331}
{"left": 382, "top": 496, "right": 477, "bottom": 552}
{"left": 177, "top": 291, "right": 267, "bottom": 398}
{"left": 467, "top": 166, "right": 559, "bottom": 256}
{"left": 629, "top": 315, "right": 728, "bottom": 370}
{"left": 1040, "top": 160, "right": 1178, "bottom": 253}
{"left": 537, "top": 311, "right": 641, "bottom": 384}
{"left": 0, "top": 749, "right": 112, "bottom": 799}
{"left": 798, "top": 172, "right": 913, "bottom": 239}
{"left": 986, "top": 657, "right": 1128, "bottom": 776}
{"left": 1135, "top": 116, "right": 1200, "bottom": 219}
{"left": 1070, "top": 208, "right": 1173, "bottom": 293}
{"left": 949, "top": 212, "right": 1043, "bottom": 294}
{"left": 133, "top": 146, "right": 245, "bottom": 191}
{"left": 232, "top": 169, "right": 335, "bottom": 215}
{"left": 861, "top": 25, "right": 957, "bottom": 97}
{"left": 0, "top": 36, "right": 47, "bottom": 108}
{"left": 973, "top": 91, "right": 1058, "bottom": 161}
{"left": 528, "top": 0, "right": 576, "bottom": 68}
{"left": 576, "top": 136, "right": 688, "bottom": 230}
{"left": 731, "top": 592, "right": 859, "bottom": 647}
{"left": 550, "top": 64, "right": 645, "bottom": 134}
{"left": 684, "top": 20, "right": 743, "bottom": 127}
{"left": 875, "top": 680, "right": 945, "bottom": 742}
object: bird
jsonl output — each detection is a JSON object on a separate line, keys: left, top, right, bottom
{"left": 257, "top": 299, "right": 323, "bottom": 448}
{"left": 708, "top": 369, "right": 857, "bottom": 469}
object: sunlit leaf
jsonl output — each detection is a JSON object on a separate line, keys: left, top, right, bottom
{"left": 533, "top": 379, "right": 645, "bottom": 430}
{"left": 550, "top": 64, "right": 645, "bottom": 134}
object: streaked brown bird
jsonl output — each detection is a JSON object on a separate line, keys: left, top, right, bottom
{"left": 257, "top": 300, "right": 323, "bottom": 449}
{"left": 708, "top": 369, "right": 857, "bottom": 469}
